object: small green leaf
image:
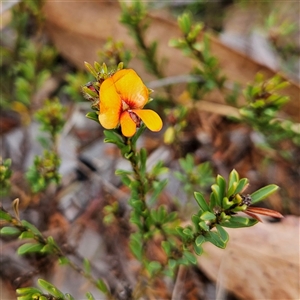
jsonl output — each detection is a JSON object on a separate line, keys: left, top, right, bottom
{"left": 193, "top": 243, "right": 203, "bottom": 256}
{"left": 131, "top": 124, "right": 146, "bottom": 144}
{"left": 148, "top": 179, "right": 168, "bottom": 205}
{"left": 120, "top": 174, "right": 131, "bottom": 187}
{"left": 65, "top": 293, "right": 76, "bottom": 300}
{"left": 182, "top": 227, "right": 193, "bottom": 237}
{"left": 0, "top": 226, "right": 21, "bottom": 236}
{"left": 120, "top": 144, "right": 131, "bottom": 156}
{"left": 129, "top": 199, "right": 144, "bottom": 211}
{"left": 96, "top": 279, "right": 108, "bottom": 293}
{"left": 115, "top": 169, "right": 132, "bottom": 176}
{"left": 195, "top": 235, "right": 205, "bottom": 246}
{"left": 17, "top": 243, "right": 44, "bottom": 255}
{"left": 0, "top": 210, "right": 12, "bottom": 221}
{"left": 58, "top": 256, "right": 69, "bottom": 265}
{"left": 17, "top": 295, "right": 32, "bottom": 300}
{"left": 86, "top": 292, "right": 96, "bottom": 300}
{"left": 16, "top": 287, "right": 42, "bottom": 295}
{"left": 227, "top": 181, "right": 237, "bottom": 198}
{"left": 129, "top": 236, "right": 143, "bottom": 260}
{"left": 178, "top": 13, "right": 192, "bottom": 35}
{"left": 200, "top": 211, "right": 216, "bottom": 221}
{"left": 183, "top": 251, "right": 197, "bottom": 264}
{"left": 21, "top": 220, "right": 42, "bottom": 236}
{"left": 84, "top": 61, "right": 98, "bottom": 78}
{"left": 161, "top": 241, "right": 171, "bottom": 256}
{"left": 205, "top": 231, "right": 226, "bottom": 249}
{"left": 221, "top": 216, "right": 258, "bottom": 228}
{"left": 40, "top": 244, "right": 53, "bottom": 254}
{"left": 18, "top": 231, "right": 35, "bottom": 239}
{"left": 199, "top": 221, "right": 209, "bottom": 231}
{"left": 46, "top": 236, "right": 59, "bottom": 249}
{"left": 84, "top": 258, "right": 91, "bottom": 274}
{"left": 227, "top": 169, "right": 239, "bottom": 196}
{"left": 157, "top": 206, "right": 167, "bottom": 223}
{"left": 37, "top": 279, "right": 65, "bottom": 298}
{"left": 147, "top": 261, "right": 162, "bottom": 276}
{"left": 140, "top": 147, "right": 147, "bottom": 175}
{"left": 168, "top": 258, "right": 177, "bottom": 270}
{"left": 194, "top": 192, "right": 209, "bottom": 211}
{"left": 103, "top": 129, "right": 121, "bottom": 140}
{"left": 251, "top": 184, "right": 279, "bottom": 204}
{"left": 86, "top": 111, "right": 99, "bottom": 123}
{"left": 215, "top": 224, "right": 229, "bottom": 243}
{"left": 191, "top": 214, "right": 200, "bottom": 231}
{"left": 209, "top": 191, "right": 218, "bottom": 210}
{"left": 165, "top": 211, "right": 178, "bottom": 223}
{"left": 234, "top": 178, "right": 249, "bottom": 195}
{"left": 216, "top": 175, "right": 226, "bottom": 199}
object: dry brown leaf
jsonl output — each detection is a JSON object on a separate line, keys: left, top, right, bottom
{"left": 197, "top": 215, "right": 300, "bottom": 300}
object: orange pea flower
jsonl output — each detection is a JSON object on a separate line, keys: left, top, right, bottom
{"left": 98, "top": 69, "right": 163, "bottom": 137}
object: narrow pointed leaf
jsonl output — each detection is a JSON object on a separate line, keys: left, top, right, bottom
{"left": 215, "top": 224, "right": 229, "bottom": 243}
{"left": 193, "top": 243, "right": 203, "bottom": 256}
{"left": 251, "top": 184, "right": 279, "bottom": 204}
{"left": 37, "top": 279, "right": 65, "bottom": 298}
{"left": 17, "top": 243, "right": 44, "bottom": 255}
{"left": 205, "top": 231, "right": 226, "bottom": 249}
{"left": 211, "top": 184, "right": 221, "bottom": 206}
{"left": 21, "top": 220, "right": 42, "bottom": 236}
{"left": 183, "top": 251, "right": 197, "bottom": 264}
{"left": 19, "top": 231, "right": 35, "bottom": 239}
{"left": 0, "top": 226, "right": 21, "bottom": 235}
{"left": 194, "top": 192, "right": 209, "bottom": 211}
{"left": 16, "top": 287, "right": 42, "bottom": 295}
{"left": 228, "top": 169, "right": 239, "bottom": 189}
{"left": 195, "top": 235, "right": 205, "bottom": 246}
{"left": 216, "top": 175, "right": 226, "bottom": 199}
{"left": 96, "top": 279, "right": 108, "bottom": 293}
{"left": 221, "top": 216, "right": 258, "bottom": 228}
{"left": 235, "top": 178, "right": 249, "bottom": 194}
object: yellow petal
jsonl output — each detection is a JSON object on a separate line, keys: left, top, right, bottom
{"left": 120, "top": 111, "right": 137, "bottom": 137}
{"left": 132, "top": 109, "right": 163, "bottom": 132}
{"left": 113, "top": 69, "right": 149, "bottom": 109}
{"left": 99, "top": 77, "right": 122, "bottom": 129}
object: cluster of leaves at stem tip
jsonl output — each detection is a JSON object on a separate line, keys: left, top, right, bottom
{"left": 240, "top": 73, "right": 300, "bottom": 149}
{"left": 25, "top": 99, "right": 66, "bottom": 194}
{"left": 170, "top": 12, "right": 226, "bottom": 99}
{"left": 174, "top": 154, "right": 214, "bottom": 199}
{"left": 167, "top": 170, "right": 279, "bottom": 267}
{"left": 15, "top": 279, "right": 98, "bottom": 300}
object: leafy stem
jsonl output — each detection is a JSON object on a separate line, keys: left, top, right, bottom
{"left": 0, "top": 204, "right": 111, "bottom": 297}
